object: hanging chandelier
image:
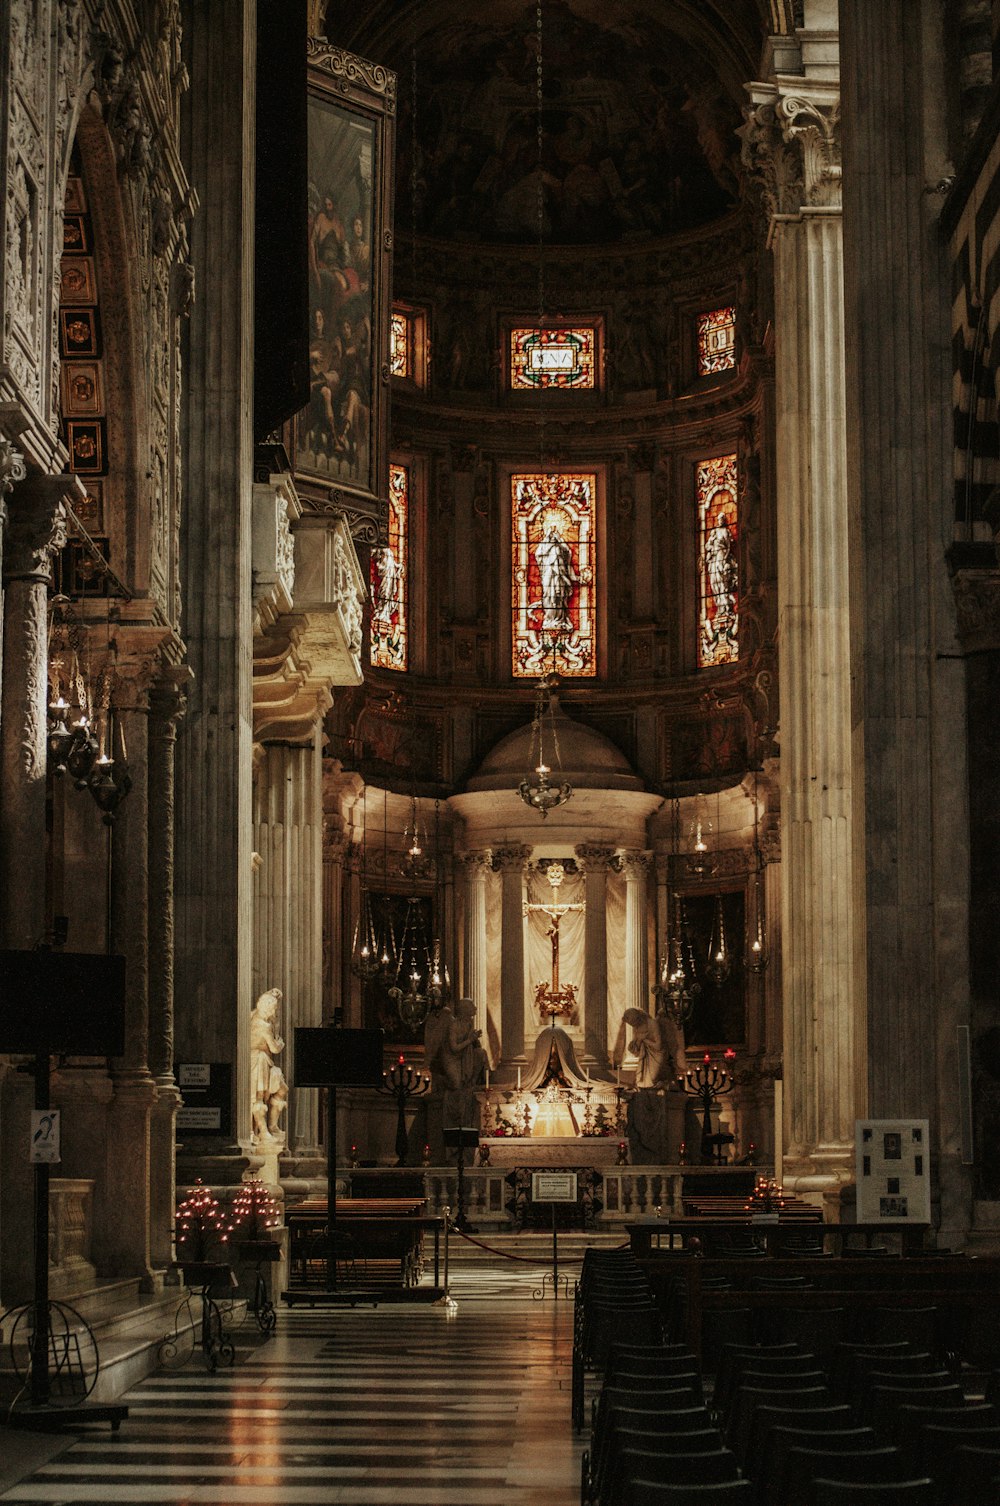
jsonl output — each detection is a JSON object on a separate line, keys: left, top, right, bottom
{"left": 518, "top": 672, "right": 572, "bottom": 817}
{"left": 47, "top": 602, "right": 131, "bottom": 824}
{"left": 688, "top": 791, "right": 713, "bottom": 878}
{"left": 705, "top": 892, "right": 732, "bottom": 986}
{"left": 388, "top": 895, "right": 433, "bottom": 1028}
{"left": 654, "top": 800, "right": 700, "bottom": 1022}
{"left": 350, "top": 787, "right": 383, "bottom": 980}
{"left": 400, "top": 790, "right": 433, "bottom": 881}
{"left": 745, "top": 769, "right": 769, "bottom": 974}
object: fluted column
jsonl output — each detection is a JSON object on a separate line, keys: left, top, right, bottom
{"left": 494, "top": 844, "right": 532, "bottom": 1063}
{"left": 462, "top": 851, "right": 491, "bottom": 1039}
{"left": 103, "top": 659, "right": 158, "bottom": 1288}
{"left": 175, "top": 0, "right": 256, "bottom": 1155}
{"left": 741, "top": 66, "right": 855, "bottom": 1192}
{"left": 252, "top": 737, "right": 324, "bottom": 1163}
{"left": 616, "top": 851, "right": 652, "bottom": 1045}
{"left": 576, "top": 844, "right": 615, "bottom": 1068}
{"left": 0, "top": 474, "right": 74, "bottom": 947}
{"left": 147, "top": 672, "right": 188, "bottom": 1270}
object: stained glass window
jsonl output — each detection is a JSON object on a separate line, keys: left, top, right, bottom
{"left": 697, "top": 454, "right": 739, "bottom": 668}
{"left": 371, "top": 462, "right": 408, "bottom": 671}
{"left": 696, "top": 307, "right": 736, "bottom": 375}
{"left": 511, "top": 472, "right": 597, "bottom": 678}
{"left": 390, "top": 312, "right": 410, "bottom": 379}
{"left": 510, "top": 327, "right": 596, "bottom": 391}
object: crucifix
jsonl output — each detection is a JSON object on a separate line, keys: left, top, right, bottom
{"left": 523, "top": 862, "right": 585, "bottom": 1020}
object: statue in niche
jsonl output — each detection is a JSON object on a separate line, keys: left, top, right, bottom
{"left": 623, "top": 1007, "right": 686, "bottom": 1164}
{"left": 250, "top": 988, "right": 289, "bottom": 1141}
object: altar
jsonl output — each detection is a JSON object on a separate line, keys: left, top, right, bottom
{"left": 480, "top": 1135, "right": 624, "bottom": 1168}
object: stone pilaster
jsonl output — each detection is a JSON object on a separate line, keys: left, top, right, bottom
{"left": 576, "top": 844, "right": 615, "bottom": 1068}
{"left": 0, "top": 438, "right": 27, "bottom": 652}
{"left": 462, "top": 851, "right": 491, "bottom": 1040}
{"left": 0, "top": 471, "right": 76, "bottom": 948}
{"left": 616, "top": 851, "right": 652, "bottom": 1051}
{"left": 147, "top": 671, "right": 188, "bottom": 1271}
{"left": 741, "top": 63, "right": 855, "bottom": 1192}
{"left": 840, "top": 0, "right": 971, "bottom": 1242}
{"left": 493, "top": 844, "right": 532, "bottom": 1063}
{"left": 174, "top": 0, "right": 256, "bottom": 1160}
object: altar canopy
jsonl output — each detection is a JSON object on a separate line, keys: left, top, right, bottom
{"left": 522, "top": 1024, "right": 594, "bottom": 1091}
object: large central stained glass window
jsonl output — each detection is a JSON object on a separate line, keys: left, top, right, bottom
{"left": 696, "top": 453, "right": 739, "bottom": 668}
{"left": 511, "top": 472, "right": 597, "bottom": 679}
{"left": 370, "top": 462, "right": 408, "bottom": 670}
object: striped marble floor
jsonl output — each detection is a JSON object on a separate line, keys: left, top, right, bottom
{"left": 2, "top": 1265, "right": 588, "bottom": 1505}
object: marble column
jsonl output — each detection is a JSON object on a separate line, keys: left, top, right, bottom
{"left": 462, "top": 851, "right": 491, "bottom": 1040}
{"left": 840, "top": 0, "right": 971, "bottom": 1242}
{"left": 741, "top": 66, "right": 856, "bottom": 1192}
{"left": 576, "top": 844, "right": 615, "bottom": 1068}
{"left": 494, "top": 844, "right": 532, "bottom": 1063}
{"left": 147, "top": 672, "right": 188, "bottom": 1271}
{"left": 252, "top": 737, "right": 324, "bottom": 1166}
{"left": 0, "top": 474, "right": 74, "bottom": 948}
{"left": 102, "top": 660, "right": 158, "bottom": 1288}
{"left": 175, "top": 0, "right": 256, "bottom": 1156}
{"left": 617, "top": 851, "right": 652, "bottom": 1032}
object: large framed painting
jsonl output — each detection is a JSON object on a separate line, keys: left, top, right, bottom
{"left": 292, "top": 42, "right": 395, "bottom": 542}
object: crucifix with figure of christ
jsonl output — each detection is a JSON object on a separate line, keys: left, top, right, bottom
{"left": 523, "top": 862, "right": 585, "bottom": 1020}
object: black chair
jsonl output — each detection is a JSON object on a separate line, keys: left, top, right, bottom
{"left": 852, "top": 1308, "right": 939, "bottom": 1354}
{"left": 726, "top": 1384, "right": 833, "bottom": 1468}
{"left": 716, "top": 1354, "right": 822, "bottom": 1428}
{"left": 949, "top": 1446, "right": 1000, "bottom": 1506}
{"left": 775, "top": 1445, "right": 909, "bottom": 1502}
{"left": 831, "top": 1342, "right": 915, "bottom": 1397}
{"left": 621, "top": 1484, "right": 753, "bottom": 1506}
{"left": 743, "top": 1404, "right": 858, "bottom": 1488}
{"left": 713, "top": 1343, "right": 806, "bottom": 1419}
{"left": 586, "top": 1406, "right": 721, "bottom": 1505}
{"left": 868, "top": 1384, "right": 966, "bottom": 1439}
{"left": 894, "top": 1401, "right": 1000, "bottom": 1458}
{"left": 775, "top": 1307, "right": 846, "bottom": 1364}
{"left": 756, "top": 1427, "right": 883, "bottom": 1505}
{"left": 616, "top": 1446, "right": 741, "bottom": 1491}
{"left": 811, "top": 1482, "right": 935, "bottom": 1505}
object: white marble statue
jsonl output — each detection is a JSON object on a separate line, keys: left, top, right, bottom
{"left": 623, "top": 1006, "right": 686, "bottom": 1089}
{"left": 250, "top": 987, "right": 289, "bottom": 1140}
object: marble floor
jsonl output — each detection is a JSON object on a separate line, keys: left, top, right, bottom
{"left": 1, "top": 1265, "right": 589, "bottom": 1505}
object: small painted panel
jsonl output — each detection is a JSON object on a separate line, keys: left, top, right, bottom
{"left": 510, "top": 327, "right": 596, "bottom": 390}
{"left": 696, "top": 306, "right": 736, "bottom": 375}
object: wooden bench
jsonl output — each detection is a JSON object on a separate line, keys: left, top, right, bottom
{"left": 287, "top": 1198, "right": 434, "bottom": 1289}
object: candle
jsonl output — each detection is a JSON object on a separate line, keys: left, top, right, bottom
{"left": 616, "top": 1064, "right": 620, "bottom": 1087}
{"left": 485, "top": 1066, "right": 490, "bottom": 1090}
{"left": 517, "top": 1067, "right": 522, "bottom": 1090}
{"left": 585, "top": 1066, "right": 590, "bottom": 1083}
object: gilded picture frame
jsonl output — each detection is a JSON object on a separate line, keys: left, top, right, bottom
{"left": 291, "top": 41, "right": 395, "bottom": 543}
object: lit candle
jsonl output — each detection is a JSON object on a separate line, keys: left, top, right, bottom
{"left": 485, "top": 1066, "right": 490, "bottom": 1090}
{"left": 585, "top": 1066, "right": 590, "bottom": 1083}
{"left": 517, "top": 1067, "right": 522, "bottom": 1090}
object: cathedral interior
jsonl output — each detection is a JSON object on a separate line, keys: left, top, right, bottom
{"left": 3, "top": 0, "right": 1000, "bottom": 1497}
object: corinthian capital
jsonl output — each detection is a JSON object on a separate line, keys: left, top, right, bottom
{"left": 615, "top": 849, "right": 652, "bottom": 882}
{"left": 739, "top": 83, "right": 841, "bottom": 220}
{"left": 0, "top": 438, "right": 27, "bottom": 517}
{"left": 2, "top": 473, "right": 82, "bottom": 583}
{"left": 491, "top": 843, "right": 533, "bottom": 873}
{"left": 575, "top": 843, "right": 616, "bottom": 872}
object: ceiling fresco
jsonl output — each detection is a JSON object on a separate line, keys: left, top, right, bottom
{"left": 342, "top": 1, "right": 745, "bottom": 245}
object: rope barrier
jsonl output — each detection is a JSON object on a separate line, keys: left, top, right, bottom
{"left": 447, "top": 1227, "right": 630, "bottom": 1262}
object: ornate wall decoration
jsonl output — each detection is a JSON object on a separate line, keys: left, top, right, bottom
{"left": 370, "top": 460, "right": 407, "bottom": 669}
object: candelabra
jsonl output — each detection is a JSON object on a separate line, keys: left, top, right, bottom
{"left": 677, "top": 1049, "right": 736, "bottom": 1165}
{"left": 377, "top": 1056, "right": 431, "bottom": 1166}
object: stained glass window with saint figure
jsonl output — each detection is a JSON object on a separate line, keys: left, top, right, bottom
{"left": 511, "top": 472, "right": 597, "bottom": 678}
{"left": 510, "top": 327, "right": 596, "bottom": 391}
{"left": 697, "top": 454, "right": 738, "bottom": 668}
{"left": 370, "top": 462, "right": 408, "bottom": 671}
{"left": 696, "top": 306, "right": 736, "bottom": 376}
